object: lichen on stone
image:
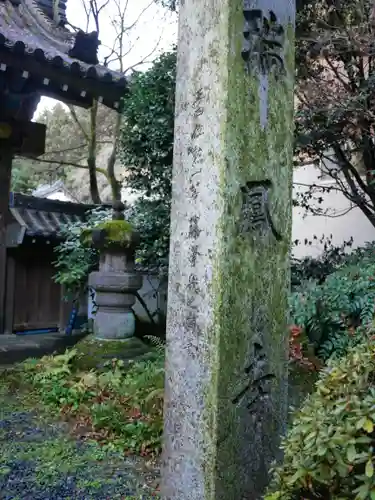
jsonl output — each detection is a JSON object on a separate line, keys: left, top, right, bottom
{"left": 81, "top": 220, "right": 136, "bottom": 249}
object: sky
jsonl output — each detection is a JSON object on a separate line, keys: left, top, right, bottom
{"left": 35, "top": 0, "right": 178, "bottom": 116}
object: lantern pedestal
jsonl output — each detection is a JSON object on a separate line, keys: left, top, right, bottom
{"left": 89, "top": 261, "right": 142, "bottom": 340}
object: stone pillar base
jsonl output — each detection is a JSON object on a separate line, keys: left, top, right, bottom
{"left": 89, "top": 271, "right": 143, "bottom": 341}
{"left": 93, "top": 310, "right": 135, "bottom": 340}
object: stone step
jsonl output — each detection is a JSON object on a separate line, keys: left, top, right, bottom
{"left": 0, "top": 332, "right": 87, "bottom": 366}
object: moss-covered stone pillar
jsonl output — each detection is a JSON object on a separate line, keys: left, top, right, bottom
{"left": 86, "top": 202, "right": 142, "bottom": 340}
{"left": 162, "top": 1, "right": 295, "bottom": 498}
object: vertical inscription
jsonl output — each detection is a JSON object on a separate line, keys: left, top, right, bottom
{"left": 191, "top": 89, "right": 205, "bottom": 142}
{"left": 241, "top": 6, "right": 286, "bottom": 128}
{"left": 183, "top": 88, "right": 207, "bottom": 348}
{"left": 232, "top": 338, "right": 275, "bottom": 420}
{"left": 241, "top": 8, "right": 285, "bottom": 76}
{"left": 187, "top": 89, "right": 205, "bottom": 197}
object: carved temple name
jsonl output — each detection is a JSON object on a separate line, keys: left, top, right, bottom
{"left": 232, "top": 339, "right": 276, "bottom": 418}
{"left": 239, "top": 180, "right": 281, "bottom": 241}
{"left": 241, "top": 7, "right": 286, "bottom": 77}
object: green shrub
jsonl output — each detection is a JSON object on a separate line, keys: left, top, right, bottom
{"left": 291, "top": 241, "right": 375, "bottom": 291}
{"left": 265, "top": 335, "right": 375, "bottom": 500}
{"left": 290, "top": 261, "right": 375, "bottom": 361}
{"left": 53, "top": 207, "right": 111, "bottom": 298}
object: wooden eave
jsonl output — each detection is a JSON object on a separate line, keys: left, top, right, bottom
{"left": 0, "top": 0, "right": 128, "bottom": 110}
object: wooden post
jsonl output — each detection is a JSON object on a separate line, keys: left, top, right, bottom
{"left": 4, "top": 255, "right": 15, "bottom": 334}
{"left": 0, "top": 149, "right": 13, "bottom": 334}
{"left": 0, "top": 119, "right": 45, "bottom": 334}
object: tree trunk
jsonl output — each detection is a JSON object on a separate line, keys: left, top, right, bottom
{"left": 88, "top": 101, "right": 101, "bottom": 204}
{"left": 107, "top": 112, "right": 122, "bottom": 201}
{"left": 333, "top": 144, "right": 375, "bottom": 229}
{"left": 107, "top": 151, "right": 121, "bottom": 201}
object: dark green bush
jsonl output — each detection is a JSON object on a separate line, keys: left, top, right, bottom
{"left": 291, "top": 238, "right": 354, "bottom": 288}
{"left": 125, "top": 197, "right": 170, "bottom": 274}
{"left": 265, "top": 335, "right": 375, "bottom": 500}
{"left": 290, "top": 261, "right": 375, "bottom": 361}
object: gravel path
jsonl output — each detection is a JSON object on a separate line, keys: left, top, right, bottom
{"left": 0, "top": 391, "right": 160, "bottom": 499}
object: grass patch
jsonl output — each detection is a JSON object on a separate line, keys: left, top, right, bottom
{"left": 0, "top": 389, "right": 160, "bottom": 498}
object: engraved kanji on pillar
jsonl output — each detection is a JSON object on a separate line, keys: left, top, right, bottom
{"left": 240, "top": 180, "right": 281, "bottom": 240}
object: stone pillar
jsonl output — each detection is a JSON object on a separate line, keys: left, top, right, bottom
{"left": 162, "top": 1, "right": 295, "bottom": 499}
{"left": 88, "top": 202, "right": 143, "bottom": 340}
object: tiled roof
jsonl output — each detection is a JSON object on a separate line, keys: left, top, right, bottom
{"left": 0, "top": 0, "right": 127, "bottom": 110}
{"left": 7, "top": 192, "right": 98, "bottom": 242}
{"left": 10, "top": 204, "right": 84, "bottom": 238}
{"left": 32, "top": 180, "right": 79, "bottom": 202}
{"left": 36, "top": 0, "right": 67, "bottom": 25}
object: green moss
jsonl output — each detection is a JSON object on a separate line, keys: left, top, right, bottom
{"left": 72, "top": 336, "right": 150, "bottom": 371}
{"left": 96, "top": 220, "right": 133, "bottom": 241}
{"left": 81, "top": 220, "right": 134, "bottom": 248}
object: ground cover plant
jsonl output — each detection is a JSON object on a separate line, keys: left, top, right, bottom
{"left": 6, "top": 338, "right": 165, "bottom": 459}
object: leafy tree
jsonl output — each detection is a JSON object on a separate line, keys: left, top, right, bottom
{"left": 295, "top": 0, "right": 375, "bottom": 228}
{"left": 120, "top": 50, "right": 176, "bottom": 200}
{"left": 36, "top": 103, "right": 119, "bottom": 201}
{"left": 119, "top": 50, "right": 176, "bottom": 272}
{"left": 54, "top": 207, "right": 111, "bottom": 298}
{"left": 11, "top": 158, "right": 39, "bottom": 194}
{"left": 125, "top": 198, "right": 171, "bottom": 273}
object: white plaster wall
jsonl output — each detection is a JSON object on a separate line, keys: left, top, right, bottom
{"left": 121, "top": 186, "right": 142, "bottom": 206}
{"left": 292, "top": 164, "right": 375, "bottom": 258}
{"left": 132, "top": 273, "right": 168, "bottom": 321}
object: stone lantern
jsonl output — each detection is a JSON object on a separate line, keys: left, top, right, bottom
{"left": 86, "top": 201, "right": 143, "bottom": 340}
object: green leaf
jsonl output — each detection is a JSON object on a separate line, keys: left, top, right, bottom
{"left": 363, "top": 418, "right": 374, "bottom": 434}
{"left": 366, "top": 460, "right": 374, "bottom": 478}
{"left": 347, "top": 445, "right": 357, "bottom": 463}
{"left": 355, "top": 483, "right": 370, "bottom": 500}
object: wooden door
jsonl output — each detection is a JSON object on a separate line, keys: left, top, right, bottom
{"left": 13, "top": 248, "right": 62, "bottom": 332}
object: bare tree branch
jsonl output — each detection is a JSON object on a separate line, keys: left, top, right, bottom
{"left": 26, "top": 156, "right": 109, "bottom": 179}
{"left": 45, "top": 0, "right": 174, "bottom": 203}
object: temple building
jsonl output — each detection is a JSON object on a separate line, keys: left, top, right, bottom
{"left": 0, "top": 0, "right": 128, "bottom": 332}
